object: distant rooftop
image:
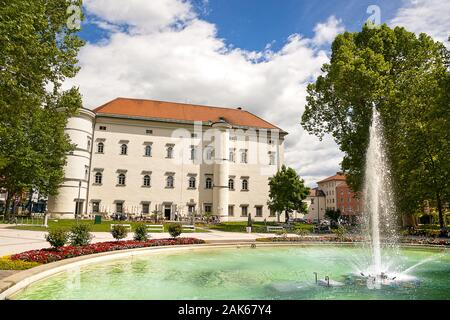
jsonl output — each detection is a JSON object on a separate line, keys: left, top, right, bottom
{"left": 317, "top": 172, "right": 346, "bottom": 184}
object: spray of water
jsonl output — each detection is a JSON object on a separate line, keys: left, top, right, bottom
{"left": 362, "top": 107, "right": 399, "bottom": 276}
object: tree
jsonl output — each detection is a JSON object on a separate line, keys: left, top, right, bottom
{"left": 301, "top": 24, "right": 449, "bottom": 234}
{"left": 325, "top": 208, "right": 341, "bottom": 224}
{"left": 0, "top": 0, "right": 85, "bottom": 217}
{"left": 268, "top": 165, "right": 310, "bottom": 222}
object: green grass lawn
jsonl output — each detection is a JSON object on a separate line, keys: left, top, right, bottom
{"left": 7, "top": 219, "right": 209, "bottom": 233}
{"left": 209, "top": 221, "right": 314, "bottom": 233}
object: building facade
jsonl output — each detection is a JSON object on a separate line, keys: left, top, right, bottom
{"left": 304, "top": 172, "right": 363, "bottom": 222}
{"left": 48, "top": 98, "right": 287, "bottom": 222}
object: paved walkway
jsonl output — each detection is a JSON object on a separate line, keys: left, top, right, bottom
{"left": 0, "top": 224, "right": 286, "bottom": 257}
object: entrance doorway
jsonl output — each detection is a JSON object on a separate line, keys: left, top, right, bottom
{"left": 164, "top": 204, "right": 171, "bottom": 220}
{"left": 74, "top": 201, "right": 84, "bottom": 217}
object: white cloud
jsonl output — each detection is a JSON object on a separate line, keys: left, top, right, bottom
{"left": 312, "top": 15, "right": 345, "bottom": 46}
{"left": 68, "top": 0, "right": 348, "bottom": 185}
{"left": 390, "top": 0, "right": 450, "bottom": 46}
{"left": 83, "top": 0, "right": 195, "bottom": 33}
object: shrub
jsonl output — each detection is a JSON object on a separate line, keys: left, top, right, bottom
{"left": 296, "top": 228, "right": 310, "bottom": 237}
{"left": 168, "top": 223, "right": 182, "bottom": 238}
{"left": 69, "top": 223, "right": 93, "bottom": 246}
{"left": 111, "top": 225, "right": 128, "bottom": 241}
{"left": 334, "top": 225, "right": 347, "bottom": 241}
{"left": 134, "top": 223, "right": 148, "bottom": 241}
{"left": 45, "top": 229, "right": 69, "bottom": 249}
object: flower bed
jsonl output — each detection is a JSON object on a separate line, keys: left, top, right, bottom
{"left": 10, "top": 238, "right": 205, "bottom": 264}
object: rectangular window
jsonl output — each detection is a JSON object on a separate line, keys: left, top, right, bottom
{"left": 188, "top": 205, "right": 195, "bottom": 214}
{"left": 241, "top": 205, "right": 248, "bottom": 217}
{"left": 311, "top": 198, "right": 315, "bottom": 204}
{"left": 116, "top": 202, "right": 123, "bottom": 214}
{"left": 255, "top": 206, "right": 263, "bottom": 217}
{"left": 228, "top": 205, "right": 234, "bottom": 216}
{"left": 191, "top": 133, "right": 197, "bottom": 138}
{"left": 92, "top": 201, "right": 100, "bottom": 213}
{"left": 146, "top": 129, "right": 153, "bottom": 135}
{"left": 204, "top": 204, "right": 212, "bottom": 213}
{"left": 99, "top": 126, "right": 106, "bottom": 131}
{"left": 142, "top": 203, "right": 149, "bottom": 214}
{"left": 269, "top": 209, "right": 276, "bottom": 217}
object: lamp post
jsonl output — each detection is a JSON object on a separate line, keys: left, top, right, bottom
{"left": 76, "top": 180, "right": 81, "bottom": 221}
{"left": 317, "top": 194, "right": 320, "bottom": 225}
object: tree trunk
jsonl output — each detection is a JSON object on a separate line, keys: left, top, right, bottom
{"left": 436, "top": 193, "right": 446, "bottom": 237}
{"left": 4, "top": 191, "right": 14, "bottom": 221}
{"left": 402, "top": 214, "right": 417, "bottom": 228}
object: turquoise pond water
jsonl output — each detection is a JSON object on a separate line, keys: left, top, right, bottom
{"left": 11, "top": 245, "right": 450, "bottom": 300}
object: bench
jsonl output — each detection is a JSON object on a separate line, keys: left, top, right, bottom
{"left": 181, "top": 225, "right": 196, "bottom": 232}
{"left": 110, "top": 224, "right": 132, "bottom": 231}
{"left": 266, "top": 226, "right": 285, "bottom": 232}
{"left": 146, "top": 224, "right": 164, "bottom": 232}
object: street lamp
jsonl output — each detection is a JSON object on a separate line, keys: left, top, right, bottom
{"left": 76, "top": 180, "right": 81, "bottom": 221}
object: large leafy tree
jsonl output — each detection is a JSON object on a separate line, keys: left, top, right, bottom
{"left": 301, "top": 24, "right": 449, "bottom": 233}
{"left": 0, "top": 0, "right": 84, "bottom": 216}
{"left": 268, "top": 165, "right": 310, "bottom": 222}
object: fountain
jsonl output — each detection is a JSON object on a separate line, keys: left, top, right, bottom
{"left": 351, "top": 107, "right": 419, "bottom": 288}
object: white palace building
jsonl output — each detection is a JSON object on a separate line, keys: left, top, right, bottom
{"left": 48, "top": 98, "right": 287, "bottom": 222}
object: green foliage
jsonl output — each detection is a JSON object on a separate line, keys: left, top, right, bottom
{"left": 0, "top": 0, "right": 85, "bottom": 216}
{"left": 301, "top": 24, "right": 450, "bottom": 232}
{"left": 325, "top": 209, "right": 341, "bottom": 222}
{"left": 295, "top": 228, "right": 311, "bottom": 237}
{"left": 134, "top": 223, "right": 148, "bottom": 241}
{"left": 0, "top": 256, "right": 40, "bottom": 270}
{"left": 268, "top": 165, "right": 310, "bottom": 221}
{"left": 45, "top": 228, "right": 69, "bottom": 249}
{"left": 69, "top": 223, "right": 93, "bottom": 246}
{"left": 334, "top": 226, "right": 347, "bottom": 241}
{"left": 168, "top": 223, "right": 182, "bottom": 238}
{"left": 111, "top": 225, "right": 128, "bottom": 241}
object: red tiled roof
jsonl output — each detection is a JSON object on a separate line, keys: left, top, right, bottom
{"left": 93, "top": 98, "right": 283, "bottom": 131}
{"left": 317, "top": 172, "right": 347, "bottom": 184}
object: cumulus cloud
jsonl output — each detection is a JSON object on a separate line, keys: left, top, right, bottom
{"left": 390, "top": 0, "right": 450, "bottom": 46}
{"left": 68, "top": 0, "right": 348, "bottom": 186}
{"left": 312, "top": 15, "right": 345, "bottom": 46}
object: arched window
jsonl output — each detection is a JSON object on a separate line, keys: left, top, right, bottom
{"left": 205, "top": 177, "right": 212, "bottom": 189}
{"left": 120, "top": 144, "right": 128, "bottom": 155}
{"left": 145, "top": 145, "right": 152, "bottom": 157}
{"left": 228, "top": 178, "right": 234, "bottom": 190}
{"left": 242, "top": 179, "right": 248, "bottom": 190}
{"left": 166, "top": 146, "right": 173, "bottom": 158}
{"left": 143, "top": 175, "right": 151, "bottom": 187}
{"left": 166, "top": 175, "right": 174, "bottom": 188}
{"left": 97, "top": 142, "right": 104, "bottom": 153}
{"left": 118, "top": 173, "right": 126, "bottom": 185}
{"left": 189, "top": 176, "right": 196, "bottom": 188}
{"left": 206, "top": 148, "right": 214, "bottom": 160}
{"left": 241, "top": 150, "right": 248, "bottom": 163}
{"left": 95, "top": 172, "right": 102, "bottom": 184}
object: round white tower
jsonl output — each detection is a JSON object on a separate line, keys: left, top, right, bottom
{"left": 47, "top": 108, "right": 95, "bottom": 219}
{"left": 212, "top": 120, "right": 231, "bottom": 222}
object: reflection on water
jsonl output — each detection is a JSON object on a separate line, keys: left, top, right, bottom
{"left": 12, "top": 246, "right": 450, "bottom": 300}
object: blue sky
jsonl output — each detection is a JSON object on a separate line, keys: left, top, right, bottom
{"left": 79, "top": 0, "right": 403, "bottom": 51}
{"left": 70, "top": 0, "right": 448, "bottom": 185}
